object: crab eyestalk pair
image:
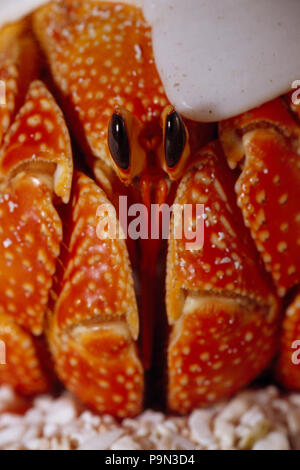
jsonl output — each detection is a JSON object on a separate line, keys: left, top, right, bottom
{"left": 0, "top": 0, "right": 298, "bottom": 418}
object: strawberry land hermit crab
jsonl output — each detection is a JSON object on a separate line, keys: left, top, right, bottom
{"left": 0, "top": 0, "right": 300, "bottom": 418}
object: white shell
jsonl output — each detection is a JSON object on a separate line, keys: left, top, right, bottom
{"left": 2, "top": 0, "right": 300, "bottom": 123}
{"left": 143, "top": 0, "right": 300, "bottom": 122}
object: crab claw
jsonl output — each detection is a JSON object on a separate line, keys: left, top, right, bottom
{"left": 219, "top": 98, "right": 300, "bottom": 390}
{"left": 0, "top": 19, "right": 39, "bottom": 146}
{"left": 0, "top": 80, "right": 73, "bottom": 394}
{"left": 166, "top": 142, "right": 279, "bottom": 413}
{"left": 219, "top": 98, "right": 300, "bottom": 298}
{"left": 48, "top": 172, "right": 143, "bottom": 418}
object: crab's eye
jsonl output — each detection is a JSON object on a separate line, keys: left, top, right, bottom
{"left": 159, "top": 106, "right": 190, "bottom": 181}
{"left": 108, "top": 112, "right": 130, "bottom": 170}
{"left": 164, "top": 110, "right": 186, "bottom": 168}
{"left": 107, "top": 108, "right": 147, "bottom": 184}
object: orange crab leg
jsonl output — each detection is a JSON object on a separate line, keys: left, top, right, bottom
{"left": 166, "top": 142, "right": 279, "bottom": 413}
{"left": 0, "top": 80, "right": 73, "bottom": 394}
{"left": 48, "top": 172, "right": 144, "bottom": 417}
{"left": 219, "top": 97, "right": 300, "bottom": 297}
{"left": 0, "top": 19, "right": 39, "bottom": 146}
{"left": 219, "top": 97, "right": 300, "bottom": 389}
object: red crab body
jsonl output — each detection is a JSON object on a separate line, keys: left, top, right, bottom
{"left": 0, "top": 0, "right": 298, "bottom": 417}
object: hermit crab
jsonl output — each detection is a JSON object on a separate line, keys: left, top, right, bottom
{"left": 0, "top": 0, "right": 299, "bottom": 418}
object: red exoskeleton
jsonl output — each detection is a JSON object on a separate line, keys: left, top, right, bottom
{"left": 0, "top": 0, "right": 299, "bottom": 417}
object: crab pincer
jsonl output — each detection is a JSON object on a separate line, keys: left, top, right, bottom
{"left": 166, "top": 142, "right": 279, "bottom": 413}
{"left": 0, "top": 80, "right": 73, "bottom": 394}
{"left": 219, "top": 97, "right": 300, "bottom": 389}
{"left": 48, "top": 172, "right": 144, "bottom": 417}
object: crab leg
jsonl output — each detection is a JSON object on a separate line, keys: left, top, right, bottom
{"left": 219, "top": 98, "right": 300, "bottom": 389}
{"left": 0, "top": 80, "right": 73, "bottom": 394}
{"left": 0, "top": 19, "right": 39, "bottom": 146}
{"left": 219, "top": 98, "right": 300, "bottom": 297}
{"left": 166, "top": 142, "right": 279, "bottom": 413}
{"left": 48, "top": 172, "right": 144, "bottom": 417}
